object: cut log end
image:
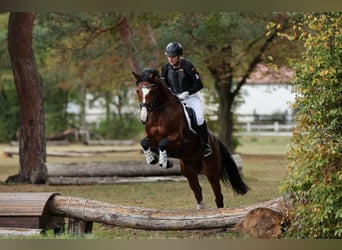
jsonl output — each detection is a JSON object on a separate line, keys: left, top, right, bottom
{"left": 235, "top": 207, "right": 284, "bottom": 239}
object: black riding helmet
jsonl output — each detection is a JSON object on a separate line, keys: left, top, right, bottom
{"left": 165, "top": 42, "right": 183, "bottom": 56}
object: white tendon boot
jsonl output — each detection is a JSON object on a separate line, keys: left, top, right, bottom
{"left": 197, "top": 201, "right": 205, "bottom": 210}
{"left": 159, "top": 150, "right": 168, "bottom": 168}
{"left": 143, "top": 149, "right": 155, "bottom": 165}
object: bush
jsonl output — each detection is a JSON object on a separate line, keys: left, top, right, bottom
{"left": 281, "top": 13, "right": 342, "bottom": 238}
{"left": 94, "top": 114, "right": 143, "bottom": 140}
{"left": 0, "top": 86, "right": 20, "bottom": 142}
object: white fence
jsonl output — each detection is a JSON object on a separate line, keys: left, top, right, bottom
{"left": 238, "top": 122, "right": 294, "bottom": 136}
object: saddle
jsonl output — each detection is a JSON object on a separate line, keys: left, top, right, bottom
{"left": 182, "top": 104, "right": 199, "bottom": 134}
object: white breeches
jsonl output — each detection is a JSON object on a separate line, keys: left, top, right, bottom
{"left": 181, "top": 93, "right": 204, "bottom": 125}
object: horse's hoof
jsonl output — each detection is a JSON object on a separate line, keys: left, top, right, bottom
{"left": 159, "top": 160, "right": 173, "bottom": 169}
{"left": 150, "top": 159, "right": 158, "bottom": 165}
{"left": 166, "top": 160, "right": 173, "bottom": 169}
{"left": 197, "top": 202, "right": 205, "bottom": 210}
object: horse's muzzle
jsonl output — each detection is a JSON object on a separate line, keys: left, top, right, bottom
{"left": 140, "top": 106, "right": 148, "bottom": 124}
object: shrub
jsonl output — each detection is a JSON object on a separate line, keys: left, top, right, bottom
{"left": 95, "top": 114, "right": 143, "bottom": 140}
{"left": 281, "top": 13, "right": 342, "bottom": 238}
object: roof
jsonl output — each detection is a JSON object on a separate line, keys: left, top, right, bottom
{"left": 246, "top": 64, "right": 294, "bottom": 84}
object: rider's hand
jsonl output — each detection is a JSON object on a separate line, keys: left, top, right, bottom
{"left": 177, "top": 91, "right": 189, "bottom": 100}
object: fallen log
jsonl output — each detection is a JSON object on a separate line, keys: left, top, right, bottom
{"left": 47, "top": 154, "right": 242, "bottom": 177}
{"left": 9, "top": 140, "right": 70, "bottom": 147}
{"left": 3, "top": 148, "right": 139, "bottom": 158}
{"left": 48, "top": 195, "right": 283, "bottom": 230}
{"left": 84, "top": 140, "right": 135, "bottom": 146}
{"left": 47, "top": 176, "right": 186, "bottom": 185}
{"left": 235, "top": 207, "right": 284, "bottom": 238}
{"left": 3, "top": 150, "right": 95, "bottom": 158}
{"left": 47, "top": 161, "right": 182, "bottom": 177}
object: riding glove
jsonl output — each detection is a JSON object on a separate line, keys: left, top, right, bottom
{"left": 177, "top": 91, "right": 189, "bottom": 100}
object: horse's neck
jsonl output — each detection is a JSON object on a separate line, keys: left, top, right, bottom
{"left": 158, "top": 84, "right": 177, "bottom": 104}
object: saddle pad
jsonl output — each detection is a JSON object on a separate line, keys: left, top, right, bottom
{"left": 181, "top": 104, "right": 197, "bottom": 134}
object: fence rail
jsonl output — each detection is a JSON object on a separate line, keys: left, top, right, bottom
{"left": 237, "top": 122, "right": 294, "bottom": 136}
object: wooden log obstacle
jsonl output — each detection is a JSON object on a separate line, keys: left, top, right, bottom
{"left": 46, "top": 154, "right": 243, "bottom": 185}
{"left": 0, "top": 192, "right": 64, "bottom": 235}
{"left": 0, "top": 192, "right": 285, "bottom": 237}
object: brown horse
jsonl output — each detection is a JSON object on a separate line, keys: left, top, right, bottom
{"left": 133, "top": 68, "right": 249, "bottom": 209}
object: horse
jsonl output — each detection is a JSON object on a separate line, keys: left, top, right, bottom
{"left": 133, "top": 68, "right": 249, "bottom": 209}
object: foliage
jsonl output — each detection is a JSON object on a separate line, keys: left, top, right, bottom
{"left": 281, "top": 13, "right": 342, "bottom": 238}
{"left": 94, "top": 114, "right": 143, "bottom": 140}
{"left": 0, "top": 13, "right": 303, "bottom": 144}
{"left": 0, "top": 14, "right": 19, "bottom": 142}
{"left": 157, "top": 12, "right": 303, "bottom": 151}
{"left": 0, "top": 84, "right": 20, "bottom": 142}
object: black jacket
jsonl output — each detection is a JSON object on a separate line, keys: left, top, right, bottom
{"left": 161, "top": 59, "right": 203, "bottom": 95}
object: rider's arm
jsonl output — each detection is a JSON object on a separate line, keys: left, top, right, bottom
{"left": 182, "top": 60, "right": 203, "bottom": 95}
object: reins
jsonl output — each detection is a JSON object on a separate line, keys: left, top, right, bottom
{"left": 151, "top": 100, "right": 179, "bottom": 112}
{"left": 138, "top": 82, "right": 180, "bottom": 112}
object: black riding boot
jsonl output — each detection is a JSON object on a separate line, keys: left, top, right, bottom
{"left": 197, "top": 121, "right": 213, "bottom": 157}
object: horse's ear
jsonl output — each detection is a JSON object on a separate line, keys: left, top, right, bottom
{"left": 150, "top": 69, "right": 160, "bottom": 81}
{"left": 132, "top": 71, "right": 140, "bottom": 80}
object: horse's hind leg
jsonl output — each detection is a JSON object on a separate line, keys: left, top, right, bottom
{"left": 206, "top": 174, "right": 224, "bottom": 208}
{"left": 203, "top": 156, "right": 224, "bottom": 208}
{"left": 180, "top": 160, "right": 205, "bottom": 210}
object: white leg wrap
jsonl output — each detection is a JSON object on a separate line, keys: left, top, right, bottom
{"left": 197, "top": 201, "right": 205, "bottom": 210}
{"left": 159, "top": 150, "right": 168, "bottom": 168}
{"left": 143, "top": 149, "right": 155, "bottom": 164}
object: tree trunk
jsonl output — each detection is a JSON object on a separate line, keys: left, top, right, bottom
{"left": 215, "top": 81, "right": 234, "bottom": 152}
{"left": 117, "top": 16, "right": 141, "bottom": 73}
{"left": 7, "top": 12, "right": 47, "bottom": 184}
{"left": 49, "top": 195, "right": 284, "bottom": 231}
{"left": 208, "top": 25, "right": 287, "bottom": 152}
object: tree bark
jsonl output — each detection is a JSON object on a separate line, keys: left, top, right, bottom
{"left": 49, "top": 195, "right": 283, "bottom": 230}
{"left": 46, "top": 161, "right": 182, "bottom": 177}
{"left": 215, "top": 80, "right": 234, "bottom": 152}
{"left": 7, "top": 12, "right": 47, "bottom": 184}
{"left": 209, "top": 25, "right": 287, "bottom": 152}
{"left": 117, "top": 16, "right": 141, "bottom": 73}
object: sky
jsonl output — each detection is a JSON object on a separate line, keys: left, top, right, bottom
{"left": 236, "top": 84, "right": 295, "bottom": 115}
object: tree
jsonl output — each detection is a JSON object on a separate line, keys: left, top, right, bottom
{"left": 6, "top": 12, "right": 47, "bottom": 184}
{"left": 34, "top": 13, "right": 148, "bottom": 132}
{"left": 281, "top": 13, "right": 341, "bottom": 238}
{"left": 0, "top": 14, "right": 20, "bottom": 142}
{"left": 158, "top": 12, "right": 301, "bottom": 151}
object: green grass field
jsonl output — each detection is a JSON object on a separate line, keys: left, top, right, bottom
{"left": 0, "top": 135, "right": 291, "bottom": 239}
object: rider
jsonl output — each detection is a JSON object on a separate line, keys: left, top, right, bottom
{"left": 160, "top": 41, "right": 212, "bottom": 157}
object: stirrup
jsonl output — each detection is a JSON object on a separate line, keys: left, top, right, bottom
{"left": 202, "top": 144, "right": 213, "bottom": 157}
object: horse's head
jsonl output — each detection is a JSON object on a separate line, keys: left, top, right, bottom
{"left": 133, "top": 68, "right": 162, "bottom": 123}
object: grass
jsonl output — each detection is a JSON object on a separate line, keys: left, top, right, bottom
{"left": 236, "top": 135, "right": 291, "bottom": 155}
{"left": 0, "top": 135, "right": 291, "bottom": 239}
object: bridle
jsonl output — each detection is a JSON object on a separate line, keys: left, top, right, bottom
{"left": 138, "top": 81, "right": 179, "bottom": 112}
{"left": 138, "top": 83, "right": 159, "bottom": 112}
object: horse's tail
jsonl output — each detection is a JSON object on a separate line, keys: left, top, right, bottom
{"left": 219, "top": 140, "right": 249, "bottom": 195}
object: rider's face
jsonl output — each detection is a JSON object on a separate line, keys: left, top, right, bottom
{"left": 167, "top": 55, "right": 179, "bottom": 66}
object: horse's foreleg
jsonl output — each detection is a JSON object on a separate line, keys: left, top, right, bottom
{"left": 140, "top": 137, "right": 158, "bottom": 165}
{"left": 158, "top": 137, "right": 173, "bottom": 168}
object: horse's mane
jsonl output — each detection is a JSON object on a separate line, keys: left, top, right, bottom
{"left": 136, "top": 68, "right": 160, "bottom": 85}
{"left": 136, "top": 67, "right": 177, "bottom": 100}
